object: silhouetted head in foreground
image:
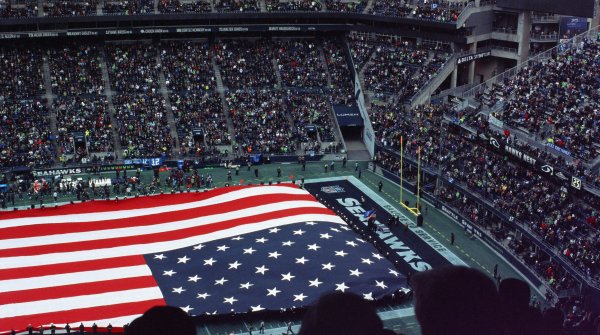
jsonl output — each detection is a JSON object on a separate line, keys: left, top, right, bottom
{"left": 298, "top": 291, "right": 396, "bottom": 335}
{"left": 412, "top": 265, "right": 503, "bottom": 335}
{"left": 125, "top": 306, "right": 195, "bottom": 335}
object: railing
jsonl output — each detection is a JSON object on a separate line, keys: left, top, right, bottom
{"left": 492, "top": 27, "right": 517, "bottom": 35}
{"left": 461, "top": 24, "right": 600, "bottom": 99}
{"left": 531, "top": 14, "right": 560, "bottom": 22}
{"left": 530, "top": 33, "right": 559, "bottom": 41}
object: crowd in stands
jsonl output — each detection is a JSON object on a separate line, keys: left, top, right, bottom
{"left": 158, "top": 0, "right": 211, "bottom": 13}
{"left": 323, "top": 0, "right": 365, "bottom": 12}
{"left": 477, "top": 38, "right": 600, "bottom": 162}
{"left": 48, "top": 44, "right": 104, "bottom": 97}
{"left": 214, "top": 39, "right": 278, "bottom": 89}
{"left": 266, "top": 0, "right": 321, "bottom": 11}
{"left": 214, "top": 0, "right": 259, "bottom": 12}
{"left": 274, "top": 39, "right": 328, "bottom": 88}
{"left": 322, "top": 39, "right": 355, "bottom": 106}
{"left": 369, "top": 0, "right": 412, "bottom": 17}
{"left": 113, "top": 93, "right": 172, "bottom": 159}
{"left": 361, "top": 39, "right": 433, "bottom": 102}
{"left": 0, "top": 99, "right": 54, "bottom": 168}
{"left": 54, "top": 96, "right": 114, "bottom": 160}
{"left": 170, "top": 92, "right": 230, "bottom": 157}
{"left": 226, "top": 90, "right": 295, "bottom": 154}
{"left": 102, "top": 0, "right": 154, "bottom": 14}
{"left": 160, "top": 40, "right": 215, "bottom": 92}
{"left": 0, "top": 1, "right": 38, "bottom": 17}
{"left": 43, "top": 0, "right": 97, "bottom": 16}
{"left": 107, "top": 43, "right": 161, "bottom": 94}
{"left": 0, "top": 0, "right": 473, "bottom": 19}
{"left": 0, "top": 47, "right": 45, "bottom": 100}
{"left": 285, "top": 92, "right": 335, "bottom": 146}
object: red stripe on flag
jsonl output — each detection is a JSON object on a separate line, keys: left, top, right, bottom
{"left": 0, "top": 255, "right": 146, "bottom": 281}
{"left": 0, "top": 193, "right": 317, "bottom": 240}
{"left": 0, "top": 276, "right": 158, "bottom": 305}
{"left": 2, "top": 299, "right": 166, "bottom": 334}
{"left": 0, "top": 185, "right": 300, "bottom": 219}
{"left": 0, "top": 207, "right": 335, "bottom": 257}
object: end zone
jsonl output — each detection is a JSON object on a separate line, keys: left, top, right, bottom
{"left": 304, "top": 176, "right": 467, "bottom": 275}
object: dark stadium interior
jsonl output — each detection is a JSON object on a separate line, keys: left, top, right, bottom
{"left": 1, "top": 0, "right": 600, "bottom": 334}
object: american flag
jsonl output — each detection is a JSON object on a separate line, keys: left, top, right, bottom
{"left": 0, "top": 185, "right": 407, "bottom": 333}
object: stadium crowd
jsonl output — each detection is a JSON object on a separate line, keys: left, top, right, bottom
{"left": 214, "top": 39, "right": 278, "bottom": 89}
{"left": 225, "top": 89, "right": 295, "bottom": 154}
{"left": 102, "top": 0, "right": 154, "bottom": 14}
{"left": 158, "top": 0, "right": 211, "bottom": 13}
{"left": 274, "top": 39, "right": 329, "bottom": 88}
{"left": 214, "top": 0, "right": 259, "bottom": 12}
{"left": 43, "top": 0, "right": 97, "bottom": 16}
{"left": 48, "top": 44, "right": 105, "bottom": 96}
{"left": 170, "top": 92, "right": 230, "bottom": 157}
{"left": 159, "top": 40, "right": 215, "bottom": 92}
{"left": 476, "top": 38, "right": 600, "bottom": 162}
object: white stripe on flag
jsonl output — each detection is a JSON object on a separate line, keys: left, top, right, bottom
{"left": 2, "top": 200, "right": 326, "bottom": 249}
{"left": 0, "top": 213, "right": 346, "bottom": 270}
{"left": 1, "top": 287, "right": 164, "bottom": 319}
{"left": 0, "top": 265, "right": 152, "bottom": 293}
{"left": 0, "top": 187, "right": 310, "bottom": 228}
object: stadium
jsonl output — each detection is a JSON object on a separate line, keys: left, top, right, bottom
{"left": 0, "top": 0, "right": 599, "bottom": 334}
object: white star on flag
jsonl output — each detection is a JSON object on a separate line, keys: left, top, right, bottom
{"left": 308, "top": 278, "right": 323, "bottom": 287}
{"left": 282, "top": 240, "right": 295, "bottom": 246}
{"left": 154, "top": 254, "right": 166, "bottom": 260}
{"left": 172, "top": 287, "right": 186, "bottom": 294}
{"left": 163, "top": 270, "right": 176, "bottom": 276}
{"left": 181, "top": 305, "right": 194, "bottom": 313}
{"left": 269, "top": 227, "right": 281, "bottom": 233}
{"left": 217, "top": 245, "right": 230, "bottom": 252}
{"left": 293, "top": 229, "right": 306, "bottom": 235}
{"left": 267, "top": 287, "right": 281, "bottom": 297}
{"left": 335, "top": 282, "right": 349, "bottom": 292}
{"left": 193, "top": 243, "right": 205, "bottom": 250}
{"left": 375, "top": 280, "right": 388, "bottom": 289}
{"left": 293, "top": 293, "right": 308, "bottom": 302}
{"left": 281, "top": 272, "right": 295, "bottom": 281}
{"left": 196, "top": 293, "right": 210, "bottom": 299}
{"left": 349, "top": 269, "right": 363, "bottom": 277}
{"left": 177, "top": 256, "right": 190, "bottom": 264}
{"left": 322, "top": 263, "right": 335, "bottom": 270}
{"left": 335, "top": 250, "right": 348, "bottom": 257}
{"left": 188, "top": 275, "right": 202, "bottom": 282}
{"left": 295, "top": 256, "right": 309, "bottom": 264}
{"left": 255, "top": 265, "right": 269, "bottom": 275}
{"left": 307, "top": 243, "right": 321, "bottom": 251}
{"left": 320, "top": 233, "right": 332, "bottom": 239}
{"left": 243, "top": 247, "right": 257, "bottom": 254}
{"left": 363, "top": 292, "right": 374, "bottom": 300}
{"left": 240, "top": 282, "right": 254, "bottom": 289}
{"left": 204, "top": 257, "right": 217, "bottom": 266}
{"left": 361, "top": 258, "right": 374, "bottom": 265}
{"left": 228, "top": 261, "right": 242, "bottom": 269}
{"left": 268, "top": 251, "right": 282, "bottom": 259}
{"left": 214, "top": 277, "right": 228, "bottom": 285}
{"left": 346, "top": 241, "right": 358, "bottom": 247}
{"left": 223, "top": 297, "right": 238, "bottom": 305}
{"left": 255, "top": 237, "right": 268, "bottom": 243}
{"left": 251, "top": 305, "right": 265, "bottom": 312}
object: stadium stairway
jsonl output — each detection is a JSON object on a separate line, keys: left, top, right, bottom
{"left": 37, "top": 0, "right": 44, "bottom": 16}
{"left": 272, "top": 58, "right": 283, "bottom": 89}
{"left": 363, "top": 0, "right": 375, "bottom": 13}
{"left": 156, "top": 53, "right": 181, "bottom": 156}
{"left": 211, "top": 58, "right": 238, "bottom": 156}
{"left": 42, "top": 56, "right": 59, "bottom": 154}
{"left": 318, "top": 45, "right": 333, "bottom": 88}
{"left": 99, "top": 49, "right": 123, "bottom": 160}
